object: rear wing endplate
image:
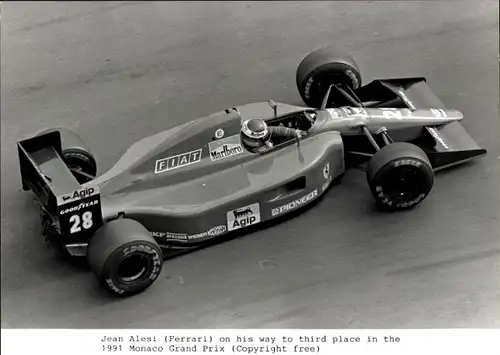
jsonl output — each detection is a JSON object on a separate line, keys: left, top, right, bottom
{"left": 17, "top": 131, "right": 103, "bottom": 236}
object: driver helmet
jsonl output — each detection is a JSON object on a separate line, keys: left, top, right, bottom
{"left": 241, "top": 118, "right": 271, "bottom": 150}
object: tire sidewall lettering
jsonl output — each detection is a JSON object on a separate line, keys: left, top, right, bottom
{"left": 104, "top": 243, "right": 162, "bottom": 293}
{"left": 304, "top": 76, "right": 314, "bottom": 99}
{"left": 345, "top": 68, "right": 360, "bottom": 89}
{"left": 374, "top": 158, "right": 430, "bottom": 208}
{"left": 303, "top": 64, "right": 360, "bottom": 104}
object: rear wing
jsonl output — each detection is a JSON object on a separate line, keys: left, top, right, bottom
{"left": 359, "top": 77, "right": 487, "bottom": 170}
{"left": 17, "top": 131, "right": 103, "bottom": 236}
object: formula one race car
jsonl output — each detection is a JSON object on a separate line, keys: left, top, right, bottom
{"left": 17, "top": 47, "right": 486, "bottom": 297}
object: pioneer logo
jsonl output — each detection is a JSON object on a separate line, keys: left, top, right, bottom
{"left": 60, "top": 199, "right": 99, "bottom": 215}
{"left": 271, "top": 189, "right": 318, "bottom": 217}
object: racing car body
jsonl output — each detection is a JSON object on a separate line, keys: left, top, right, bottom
{"left": 17, "top": 48, "right": 486, "bottom": 296}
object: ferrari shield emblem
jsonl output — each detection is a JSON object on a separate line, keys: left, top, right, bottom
{"left": 323, "top": 162, "right": 330, "bottom": 180}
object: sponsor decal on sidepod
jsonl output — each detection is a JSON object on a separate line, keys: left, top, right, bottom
{"left": 323, "top": 162, "right": 330, "bottom": 179}
{"left": 209, "top": 134, "right": 244, "bottom": 161}
{"left": 227, "top": 203, "right": 260, "bottom": 231}
{"left": 155, "top": 149, "right": 202, "bottom": 174}
{"left": 187, "top": 225, "right": 227, "bottom": 239}
{"left": 322, "top": 162, "right": 333, "bottom": 192}
{"left": 149, "top": 225, "right": 226, "bottom": 242}
{"left": 214, "top": 128, "right": 225, "bottom": 139}
{"left": 271, "top": 189, "right": 318, "bottom": 217}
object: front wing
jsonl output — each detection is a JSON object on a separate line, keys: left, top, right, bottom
{"left": 357, "top": 77, "right": 487, "bottom": 170}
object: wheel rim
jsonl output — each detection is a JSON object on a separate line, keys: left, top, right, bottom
{"left": 381, "top": 166, "right": 427, "bottom": 202}
{"left": 64, "top": 156, "right": 95, "bottom": 183}
{"left": 116, "top": 254, "right": 152, "bottom": 284}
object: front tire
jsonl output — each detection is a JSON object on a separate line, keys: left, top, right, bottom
{"left": 87, "top": 219, "right": 163, "bottom": 297}
{"left": 367, "top": 143, "right": 434, "bottom": 211}
{"left": 296, "top": 47, "right": 362, "bottom": 108}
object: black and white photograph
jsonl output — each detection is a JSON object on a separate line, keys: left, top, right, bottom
{"left": 1, "top": 1, "right": 499, "bottom": 353}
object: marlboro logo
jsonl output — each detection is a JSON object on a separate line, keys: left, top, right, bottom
{"left": 208, "top": 135, "right": 244, "bottom": 161}
{"left": 210, "top": 144, "right": 243, "bottom": 161}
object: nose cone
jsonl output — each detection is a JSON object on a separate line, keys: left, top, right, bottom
{"left": 424, "top": 109, "right": 463, "bottom": 125}
{"left": 362, "top": 108, "right": 466, "bottom": 132}
{"left": 375, "top": 108, "right": 464, "bottom": 124}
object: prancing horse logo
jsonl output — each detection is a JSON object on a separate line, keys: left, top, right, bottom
{"left": 323, "top": 162, "right": 330, "bottom": 179}
{"left": 233, "top": 208, "right": 252, "bottom": 218}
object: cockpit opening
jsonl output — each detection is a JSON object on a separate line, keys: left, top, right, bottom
{"left": 240, "top": 111, "right": 315, "bottom": 154}
{"left": 266, "top": 110, "right": 316, "bottom": 131}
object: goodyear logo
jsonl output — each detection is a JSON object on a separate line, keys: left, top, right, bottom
{"left": 60, "top": 199, "right": 99, "bottom": 215}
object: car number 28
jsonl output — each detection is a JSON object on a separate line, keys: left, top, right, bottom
{"left": 69, "top": 211, "right": 93, "bottom": 234}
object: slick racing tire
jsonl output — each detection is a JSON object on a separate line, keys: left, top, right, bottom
{"left": 296, "top": 46, "right": 362, "bottom": 108}
{"left": 366, "top": 142, "right": 434, "bottom": 211}
{"left": 37, "top": 127, "right": 97, "bottom": 184}
{"left": 87, "top": 219, "right": 163, "bottom": 297}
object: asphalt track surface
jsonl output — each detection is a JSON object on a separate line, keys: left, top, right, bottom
{"left": 1, "top": 1, "right": 499, "bottom": 329}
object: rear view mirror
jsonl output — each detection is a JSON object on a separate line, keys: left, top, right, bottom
{"left": 268, "top": 100, "right": 278, "bottom": 117}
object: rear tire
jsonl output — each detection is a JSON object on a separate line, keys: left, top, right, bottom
{"left": 87, "top": 219, "right": 163, "bottom": 297}
{"left": 367, "top": 143, "right": 434, "bottom": 211}
{"left": 296, "top": 47, "right": 362, "bottom": 108}
{"left": 37, "top": 127, "right": 97, "bottom": 184}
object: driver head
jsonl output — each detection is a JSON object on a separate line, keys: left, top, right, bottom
{"left": 241, "top": 118, "right": 271, "bottom": 149}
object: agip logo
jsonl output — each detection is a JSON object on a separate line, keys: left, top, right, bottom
{"left": 58, "top": 186, "right": 98, "bottom": 205}
{"left": 227, "top": 203, "right": 260, "bottom": 231}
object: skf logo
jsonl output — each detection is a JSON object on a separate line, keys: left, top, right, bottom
{"left": 61, "top": 187, "right": 96, "bottom": 203}
{"left": 227, "top": 203, "right": 260, "bottom": 231}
